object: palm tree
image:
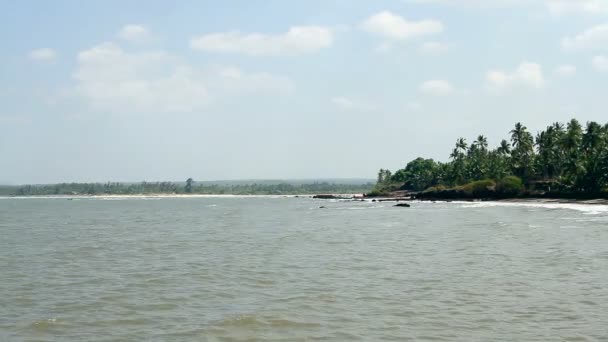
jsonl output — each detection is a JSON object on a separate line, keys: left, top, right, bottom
{"left": 476, "top": 135, "right": 488, "bottom": 151}
{"left": 510, "top": 122, "right": 532, "bottom": 150}
{"left": 449, "top": 138, "right": 468, "bottom": 185}
{"left": 578, "top": 121, "right": 606, "bottom": 191}
{"left": 510, "top": 123, "right": 535, "bottom": 182}
{"left": 582, "top": 121, "right": 602, "bottom": 153}
{"left": 497, "top": 139, "right": 511, "bottom": 155}
{"left": 456, "top": 138, "right": 468, "bottom": 154}
{"left": 560, "top": 119, "right": 583, "bottom": 188}
{"left": 467, "top": 135, "right": 490, "bottom": 180}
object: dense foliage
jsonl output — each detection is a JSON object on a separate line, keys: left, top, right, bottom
{"left": 3, "top": 181, "right": 374, "bottom": 196}
{"left": 374, "top": 119, "right": 608, "bottom": 197}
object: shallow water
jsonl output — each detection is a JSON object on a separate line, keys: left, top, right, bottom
{"left": 1, "top": 197, "right": 608, "bottom": 341}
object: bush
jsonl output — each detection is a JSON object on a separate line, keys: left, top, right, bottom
{"left": 423, "top": 184, "right": 447, "bottom": 193}
{"left": 460, "top": 180, "right": 496, "bottom": 197}
{"left": 497, "top": 176, "right": 523, "bottom": 195}
{"left": 367, "top": 189, "right": 389, "bottom": 197}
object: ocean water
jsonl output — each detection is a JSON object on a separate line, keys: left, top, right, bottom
{"left": 1, "top": 197, "right": 608, "bottom": 341}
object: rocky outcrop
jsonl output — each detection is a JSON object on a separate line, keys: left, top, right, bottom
{"left": 313, "top": 194, "right": 351, "bottom": 200}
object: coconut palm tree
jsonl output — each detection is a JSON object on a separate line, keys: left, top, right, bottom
{"left": 449, "top": 138, "right": 468, "bottom": 184}
{"left": 510, "top": 123, "right": 535, "bottom": 182}
{"left": 497, "top": 139, "right": 511, "bottom": 155}
{"left": 560, "top": 119, "right": 584, "bottom": 187}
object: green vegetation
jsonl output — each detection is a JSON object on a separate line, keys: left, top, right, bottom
{"left": 374, "top": 119, "right": 608, "bottom": 199}
{"left": 3, "top": 180, "right": 374, "bottom": 196}
{"left": 496, "top": 176, "right": 524, "bottom": 195}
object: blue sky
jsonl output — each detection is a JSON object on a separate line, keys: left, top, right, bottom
{"left": 1, "top": 0, "right": 607, "bottom": 184}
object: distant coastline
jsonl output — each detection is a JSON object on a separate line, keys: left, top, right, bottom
{"left": 0, "top": 180, "right": 374, "bottom": 197}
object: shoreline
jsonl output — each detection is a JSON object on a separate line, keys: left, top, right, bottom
{"left": 495, "top": 197, "right": 608, "bottom": 205}
{"left": 0, "top": 193, "right": 364, "bottom": 200}
{"left": 2, "top": 194, "right": 607, "bottom": 205}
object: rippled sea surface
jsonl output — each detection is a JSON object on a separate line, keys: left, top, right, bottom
{"left": 2, "top": 197, "right": 608, "bottom": 341}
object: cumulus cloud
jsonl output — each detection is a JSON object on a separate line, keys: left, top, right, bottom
{"left": 408, "top": 0, "right": 608, "bottom": 15}
{"left": 74, "top": 43, "right": 208, "bottom": 112}
{"left": 118, "top": 24, "right": 150, "bottom": 42}
{"left": 28, "top": 48, "right": 56, "bottom": 61}
{"left": 418, "top": 41, "right": 448, "bottom": 55}
{"left": 555, "top": 64, "right": 576, "bottom": 77}
{"left": 547, "top": 0, "right": 608, "bottom": 15}
{"left": 592, "top": 55, "right": 608, "bottom": 72}
{"left": 73, "top": 42, "right": 292, "bottom": 113}
{"left": 405, "top": 0, "right": 529, "bottom": 6}
{"left": 361, "top": 11, "right": 443, "bottom": 40}
{"left": 214, "top": 66, "right": 294, "bottom": 94}
{"left": 562, "top": 23, "right": 608, "bottom": 50}
{"left": 486, "top": 62, "right": 545, "bottom": 90}
{"left": 190, "top": 26, "right": 333, "bottom": 56}
{"left": 419, "top": 80, "right": 453, "bottom": 95}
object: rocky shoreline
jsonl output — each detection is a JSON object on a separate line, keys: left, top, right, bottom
{"left": 312, "top": 192, "right": 608, "bottom": 205}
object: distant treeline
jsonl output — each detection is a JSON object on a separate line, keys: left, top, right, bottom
{"left": 374, "top": 118, "right": 608, "bottom": 199}
{"left": 1, "top": 180, "right": 374, "bottom": 196}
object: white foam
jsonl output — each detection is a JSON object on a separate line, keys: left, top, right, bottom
{"left": 457, "top": 201, "right": 608, "bottom": 215}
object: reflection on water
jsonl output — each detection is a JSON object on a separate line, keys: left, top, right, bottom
{"left": 1, "top": 197, "right": 607, "bottom": 341}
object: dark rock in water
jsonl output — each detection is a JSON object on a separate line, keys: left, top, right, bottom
{"left": 319, "top": 206, "right": 327, "bottom": 209}
{"left": 313, "top": 194, "right": 350, "bottom": 200}
{"left": 372, "top": 199, "right": 377, "bottom": 202}
{"left": 394, "top": 203, "right": 411, "bottom": 208}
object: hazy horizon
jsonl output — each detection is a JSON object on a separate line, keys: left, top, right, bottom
{"left": 2, "top": 1, "right": 607, "bottom": 184}
{"left": 0, "top": 177, "right": 376, "bottom": 186}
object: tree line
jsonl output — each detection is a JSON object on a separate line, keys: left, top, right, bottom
{"left": 4, "top": 181, "right": 374, "bottom": 196}
{"left": 374, "top": 119, "right": 608, "bottom": 197}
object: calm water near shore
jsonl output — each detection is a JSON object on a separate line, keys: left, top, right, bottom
{"left": 1, "top": 197, "right": 608, "bottom": 341}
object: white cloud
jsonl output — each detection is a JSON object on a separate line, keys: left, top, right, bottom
{"left": 546, "top": 0, "right": 608, "bottom": 15}
{"left": 73, "top": 42, "right": 292, "bottom": 113}
{"left": 361, "top": 11, "right": 443, "bottom": 40}
{"left": 214, "top": 66, "right": 294, "bottom": 94}
{"left": 330, "top": 96, "right": 375, "bottom": 111}
{"left": 486, "top": 62, "right": 545, "bottom": 90}
{"left": 190, "top": 26, "right": 333, "bottom": 56}
{"left": 419, "top": 41, "right": 448, "bottom": 55}
{"left": 555, "top": 64, "right": 577, "bottom": 77}
{"left": 592, "top": 55, "right": 608, "bottom": 72}
{"left": 419, "top": 80, "right": 453, "bottom": 95}
{"left": 562, "top": 23, "right": 608, "bottom": 50}
{"left": 74, "top": 43, "right": 208, "bottom": 112}
{"left": 28, "top": 48, "right": 56, "bottom": 61}
{"left": 406, "top": 0, "right": 530, "bottom": 6}
{"left": 408, "top": 0, "right": 608, "bottom": 15}
{"left": 119, "top": 24, "right": 150, "bottom": 42}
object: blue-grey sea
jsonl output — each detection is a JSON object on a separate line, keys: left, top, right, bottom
{"left": 1, "top": 196, "right": 608, "bottom": 341}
